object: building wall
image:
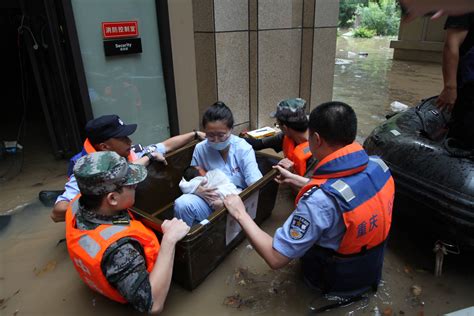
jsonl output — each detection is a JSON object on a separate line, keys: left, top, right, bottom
{"left": 391, "top": 17, "right": 446, "bottom": 63}
{"left": 191, "top": 0, "right": 339, "bottom": 133}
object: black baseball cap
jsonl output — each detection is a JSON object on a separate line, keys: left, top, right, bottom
{"left": 85, "top": 115, "right": 137, "bottom": 144}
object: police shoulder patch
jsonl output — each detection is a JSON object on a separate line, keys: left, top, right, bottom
{"left": 289, "top": 215, "right": 310, "bottom": 240}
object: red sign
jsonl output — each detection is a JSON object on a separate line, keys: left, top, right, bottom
{"left": 102, "top": 21, "right": 139, "bottom": 39}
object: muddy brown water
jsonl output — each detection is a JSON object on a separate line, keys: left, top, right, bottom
{"left": 1, "top": 37, "right": 473, "bottom": 315}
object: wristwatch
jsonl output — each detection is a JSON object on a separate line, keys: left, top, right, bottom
{"left": 193, "top": 129, "right": 199, "bottom": 140}
{"left": 144, "top": 152, "right": 155, "bottom": 162}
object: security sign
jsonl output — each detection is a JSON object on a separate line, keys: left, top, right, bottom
{"left": 102, "top": 21, "right": 138, "bottom": 39}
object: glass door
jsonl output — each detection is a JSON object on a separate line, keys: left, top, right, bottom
{"left": 70, "top": 0, "right": 170, "bottom": 144}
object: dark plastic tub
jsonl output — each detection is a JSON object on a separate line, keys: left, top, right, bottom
{"left": 131, "top": 140, "right": 279, "bottom": 290}
{"left": 364, "top": 97, "right": 474, "bottom": 250}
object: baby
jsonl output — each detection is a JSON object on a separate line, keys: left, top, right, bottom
{"left": 179, "top": 166, "right": 242, "bottom": 210}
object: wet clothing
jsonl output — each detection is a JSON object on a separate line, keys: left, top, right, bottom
{"left": 273, "top": 143, "right": 394, "bottom": 296}
{"left": 174, "top": 135, "right": 262, "bottom": 226}
{"left": 66, "top": 197, "right": 159, "bottom": 312}
{"left": 445, "top": 14, "right": 474, "bottom": 147}
{"left": 245, "top": 133, "right": 315, "bottom": 176}
{"left": 56, "top": 140, "right": 166, "bottom": 204}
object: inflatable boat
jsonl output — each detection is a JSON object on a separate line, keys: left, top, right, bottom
{"left": 364, "top": 97, "right": 474, "bottom": 251}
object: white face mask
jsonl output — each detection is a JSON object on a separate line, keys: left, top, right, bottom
{"left": 207, "top": 135, "right": 231, "bottom": 151}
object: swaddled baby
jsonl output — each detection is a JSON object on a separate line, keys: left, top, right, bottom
{"left": 179, "top": 166, "right": 242, "bottom": 210}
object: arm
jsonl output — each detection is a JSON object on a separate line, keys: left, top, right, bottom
{"left": 244, "top": 133, "right": 284, "bottom": 152}
{"left": 51, "top": 175, "right": 80, "bottom": 222}
{"left": 161, "top": 131, "right": 205, "bottom": 153}
{"left": 436, "top": 28, "right": 468, "bottom": 111}
{"left": 240, "top": 146, "right": 263, "bottom": 186}
{"left": 273, "top": 165, "right": 310, "bottom": 190}
{"left": 148, "top": 218, "right": 190, "bottom": 314}
{"left": 224, "top": 195, "right": 291, "bottom": 269}
{"left": 400, "top": 0, "right": 474, "bottom": 22}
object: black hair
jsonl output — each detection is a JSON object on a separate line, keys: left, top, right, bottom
{"left": 276, "top": 110, "right": 308, "bottom": 133}
{"left": 309, "top": 101, "right": 357, "bottom": 146}
{"left": 183, "top": 166, "right": 200, "bottom": 181}
{"left": 202, "top": 101, "right": 234, "bottom": 129}
{"left": 79, "top": 187, "right": 123, "bottom": 210}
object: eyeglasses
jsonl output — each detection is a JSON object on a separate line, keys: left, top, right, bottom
{"left": 206, "top": 132, "right": 231, "bottom": 142}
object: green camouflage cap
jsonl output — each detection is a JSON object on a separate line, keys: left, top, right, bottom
{"left": 270, "top": 98, "right": 307, "bottom": 118}
{"left": 73, "top": 151, "right": 147, "bottom": 195}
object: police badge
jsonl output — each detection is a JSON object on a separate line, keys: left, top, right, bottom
{"left": 289, "top": 215, "right": 310, "bottom": 240}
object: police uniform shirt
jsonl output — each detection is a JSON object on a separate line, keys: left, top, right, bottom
{"left": 273, "top": 188, "right": 346, "bottom": 258}
{"left": 56, "top": 143, "right": 167, "bottom": 204}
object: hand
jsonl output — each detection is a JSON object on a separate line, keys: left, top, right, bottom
{"left": 210, "top": 199, "right": 224, "bottom": 211}
{"left": 277, "top": 158, "right": 295, "bottom": 171}
{"left": 151, "top": 151, "right": 168, "bottom": 165}
{"left": 273, "top": 165, "right": 296, "bottom": 185}
{"left": 161, "top": 218, "right": 190, "bottom": 244}
{"left": 195, "top": 185, "right": 220, "bottom": 204}
{"left": 223, "top": 194, "right": 246, "bottom": 220}
{"left": 436, "top": 87, "right": 457, "bottom": 112}
{"left": 196, "top": 131, "right": 206, "bottom": 141}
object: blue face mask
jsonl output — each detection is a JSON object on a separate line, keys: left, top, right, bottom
{"left": 208, "top": 136, "right": 231, "bottom": 151}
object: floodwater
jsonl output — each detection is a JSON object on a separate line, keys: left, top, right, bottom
{"left": 1, "top": 37, "right": 473, "bottom": 316}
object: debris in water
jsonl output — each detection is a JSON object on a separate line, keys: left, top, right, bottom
{"left": 411, "top": 285, "right": 422, "bottom": 297}
{"left": 92, "top": 298, "right": 96, "bottom": 307}
{"left": 223, "top": 293, "right": 255, "bottom": 309}
{"left": 13, "top": 309, "right": 19, "bottom": 316}
{"left": 34, "top": 260, "right": 57, "bottom": 276}
{"left": 390, "top": 101, "right": 409, "bottom": 113}
{"left": 336, "top": 58, "right": 352, "bottom": 65}
{"left": 383, "top": 306, "right": 393, "bottom": 315}
{"left": 359, "top": 52, "right": 369, "bottom": 57}
{"left": 246, "top": 244, "right": 253, "bottom": 250}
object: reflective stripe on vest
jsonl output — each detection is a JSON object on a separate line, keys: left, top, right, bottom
{"left": 282, "top": 136, "right": 312, "bottom": 176}
{"left": 65, "top": 195, "right": 160, "bottom": 303}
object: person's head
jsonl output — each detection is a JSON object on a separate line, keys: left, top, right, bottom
{"left": 182, "top": 166, "right": 206, "bottom": 181}
{"left": 202, "top": 101, "right": 234, "bottom": 151}
{"left": 85, "top": 115, "right": 137, "bottom": 158}
{"left": 74, "top": 151, "right": 147, "bottom": 212}
{"left": 271, "top": 98, "right": 308, "bottom": 137}
{"left": 308, "top": 101, "right": 357, "bottom": 160}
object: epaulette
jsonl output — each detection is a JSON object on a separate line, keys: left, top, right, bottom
{"left": 301, "top": 185, "right": 319, "bottom": 200}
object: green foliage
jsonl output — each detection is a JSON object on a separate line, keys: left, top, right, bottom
{"left": 356, "top": 0, "right": 401, "bottom": 36}
{"left": 339, "top": 0, "right": 368, "bottom": 27}
{"left": 353, "top": 27, "right": 377, "bottom": 38}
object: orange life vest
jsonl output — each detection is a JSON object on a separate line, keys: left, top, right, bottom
{"left": 282, "top": 136, "right": 312, "bottom": 176}
{"left": 295, "top": 142, "right": 394, "bottom": 256}
{"left": 83, "top": 138, "right": 138, "bottom": 161}
{"left": 65, "top": 195, "right": 160, "bottom": 303}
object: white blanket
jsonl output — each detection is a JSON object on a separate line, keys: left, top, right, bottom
{"left": 179, "top": 169, "right": 241, "bottom": 198}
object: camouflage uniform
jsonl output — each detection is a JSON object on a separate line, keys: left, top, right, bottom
{"left": 73, "top": 151, "right": 153, "bottom": 312}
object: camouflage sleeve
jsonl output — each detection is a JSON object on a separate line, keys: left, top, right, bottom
{"left": 101, "top": 238, "right": 153, "bottom": 313}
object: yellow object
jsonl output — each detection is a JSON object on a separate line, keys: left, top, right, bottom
{"left": 247, "top": 127, "right": 276, "bottom": 139}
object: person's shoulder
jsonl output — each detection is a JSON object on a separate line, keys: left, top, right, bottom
{"left": 194, "top": 139, "right": 208, "bottom": 151}
{"left": 231, "top": 135, "right": 253, "bottom": 151}
{"left": 299, "top": 187, "right": 335, "bottom": 210}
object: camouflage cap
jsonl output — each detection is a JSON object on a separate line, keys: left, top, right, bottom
{"left": 73, "top": 151, "right": 147, "bottom": 195}
{"left": 270, "top": 98, "right": 307, "bottom": 118}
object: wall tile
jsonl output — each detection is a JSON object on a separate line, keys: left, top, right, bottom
{"left": 249, "top": 31, "right": 258, "bottom": 129}
{"left": 303, "top": 0, "right": 315, "bottom": 28}
{"left": 300, "top": 28, "right": 313, "bottom": 108}
{"left": 214, "top": 0, "right": 248, "bottom": 32}
{"left": 192, "top": 0, "right": 214, "bottom": 32}
{"left": 258, "top": 0, "right": 303, "bottom": 30}
{"left": 311, "top": 28, "right": 337, "bottom": 109}
{"left": 249, "top": 0, "right": 257, "bottom": 31}
{"left": 314, "top": 0, "right": 339, "bottom": 28}
{"left": 194, "top": 33, "right": 217, "bottom": 119}
{"left": 258, "top": 29, "right": 301, "bottom": 128}
{"left": 216, "top": 32, "right": 249, "bottom": 125}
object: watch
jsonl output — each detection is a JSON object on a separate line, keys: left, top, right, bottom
{"left": 144, "top": 152, "right": 155, "bottom": 162}
{"left": 193, "top": 129, "right": 199, "bottom": 140}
